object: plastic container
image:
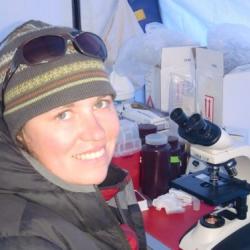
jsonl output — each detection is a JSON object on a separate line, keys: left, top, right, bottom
{"left": 140, "top": 133, "right": 170, "bottom": 199}
{"left": 112, "top": 119, "right": 142, "bottom": 190}
{"left": 167, "top": 136, "right": 190, "bottom": 178}
{"left": 179, "top": 141, "right": 189, "bottom": 175}
{"left": 113, "top": 119, "right": 141, "bottom": 157}
{"left": 168, "top": 136, "right": 182, "bottom": 180}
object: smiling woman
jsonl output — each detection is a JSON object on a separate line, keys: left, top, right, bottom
{"left": 18, "top": 96, "right": 119, "bottom": 185}
{"left": 0, "top": 20, "right": 146, "bottom": 250}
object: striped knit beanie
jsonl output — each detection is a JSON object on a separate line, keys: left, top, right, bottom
{"left": 0, "top": 20, "right": 115, "bottom": 141}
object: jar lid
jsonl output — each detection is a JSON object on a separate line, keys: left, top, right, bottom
{"left": 138, "top": 123, "right": 157, "bottom": 138}
{"left": 145, "top": 133, "right": 167, "bottom": 146}
{"left": 168, "top": 135, "right": 179, "bottom": 147}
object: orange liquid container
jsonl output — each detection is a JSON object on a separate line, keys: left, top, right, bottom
{"left": 140, "top": 133, "right": 170, "bottom": 199}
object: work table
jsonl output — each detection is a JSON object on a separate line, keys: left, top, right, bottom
{"left": 143, "top": 202, "right": 214, "bottom": 250}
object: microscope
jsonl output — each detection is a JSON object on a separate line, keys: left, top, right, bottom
{"left": 170, "top": 108, "right": 250, "bottom": 250}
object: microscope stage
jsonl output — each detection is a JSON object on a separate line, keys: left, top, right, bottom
{"left": 171, "top": 170, "right": 250, "bottom": 205}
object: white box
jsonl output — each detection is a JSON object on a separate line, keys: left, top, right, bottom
{"left": 160, "top": 46, "right": 196, "bottom": 115}
{"left": 195, "top": 48, "right": 224, "bottom": 125}
{"left": 223, "top": 65, "right": 250, "bottom": 134}
{"left": 160, "top": 46, "right": 224, "bottom": 125}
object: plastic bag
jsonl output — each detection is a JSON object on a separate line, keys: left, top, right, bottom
{"left": 114, "top": 22, "right": 196, "bottom": 89}
{"left": 207, "top": 23, "right": 250, "bottom": 74}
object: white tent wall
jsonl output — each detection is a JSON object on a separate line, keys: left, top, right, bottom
{"left": 80, "top": 0, "right": 143, "bottom": 71}
{"left": 0, "top": 0, "right": 72, "bottom": 41}
{"left": 0, "top": 0, "right": 142, "bottom": 64}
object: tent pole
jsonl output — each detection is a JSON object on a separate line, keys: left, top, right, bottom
{"left": 72, "top": 0, "right": 82, "bottom": 30}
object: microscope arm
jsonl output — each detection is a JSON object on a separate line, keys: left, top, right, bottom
{"left": 190, "top": 142, "right": 250, "bottom": 165}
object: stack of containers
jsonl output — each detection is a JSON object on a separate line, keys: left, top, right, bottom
{"left": 111, "top": 119, "right": 142, "bottom": 190}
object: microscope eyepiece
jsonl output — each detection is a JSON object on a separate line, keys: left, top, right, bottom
{"left": 185, "top": 113, "right": 207, "bottom": 133}
{"left": 170, "top": 108, "right": 222, "bottom": 146}
{"left": 170, "top": 108, "right": 189, "bottom": 128}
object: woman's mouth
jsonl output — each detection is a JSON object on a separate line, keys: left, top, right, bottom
{"left": 72, "top": 148, "right": 105, "bottom": 160}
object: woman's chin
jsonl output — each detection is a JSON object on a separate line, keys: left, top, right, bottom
{"left": 65, "top": 162, "right": 109, "bottom": 185}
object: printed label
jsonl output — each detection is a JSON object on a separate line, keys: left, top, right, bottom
{"left": 170, "top": 156, "right": 181, "bottom": 164}
{"left": 204, "top": 95, "right": 214, "bottom": 122}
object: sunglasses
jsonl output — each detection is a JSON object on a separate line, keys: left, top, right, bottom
{"left": 1, "top": 31, "right": 107, "bottom": 110}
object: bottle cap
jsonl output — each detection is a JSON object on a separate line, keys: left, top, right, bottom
{"left": 138, "top": 124, "right": 157, "bottom": 138}
{"left": 168, "top": 135, "right": 179, "bottom": 148}
{"left": 145, "top": 133, "right": 167, "bottom": 146}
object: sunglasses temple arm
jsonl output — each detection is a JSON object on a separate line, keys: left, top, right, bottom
{"left": 1, "top": 63, "right": 18, "bottom": 108}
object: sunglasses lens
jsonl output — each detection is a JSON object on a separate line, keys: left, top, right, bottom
{"left": 75, "top": 32, "right": 107, "bottom": 60}
{"left": 23, "top": 35, "right": 65, "bottom": 64}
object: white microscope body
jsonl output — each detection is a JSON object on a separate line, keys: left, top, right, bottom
{"left": 170, "top": 108, "right": 250, "bottom": 250}
{"left": 179, "top": 140, "right": 250, "bottom": 250}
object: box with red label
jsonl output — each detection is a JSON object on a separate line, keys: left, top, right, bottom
{"left": 195, "top": 48, "right": 224, "bottom": 125}
{"left": 160, "top": 47, "right": 224, "bottom": 125}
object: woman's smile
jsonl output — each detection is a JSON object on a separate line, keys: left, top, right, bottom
{"left": 72, "top": 147, "right": 105, "bottom": 161}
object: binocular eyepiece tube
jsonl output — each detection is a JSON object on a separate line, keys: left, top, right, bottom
{"left": 170, "top": 108, "right": 221, "bottom": 146}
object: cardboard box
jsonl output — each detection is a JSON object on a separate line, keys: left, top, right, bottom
{"left": 160, "top": 46, "right": 224, "bottom": 125}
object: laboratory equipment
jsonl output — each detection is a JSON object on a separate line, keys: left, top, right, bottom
{"left": 112, "top": 119, "right": 141, "bottom": 190}
{"left": 170, "top": 108, "right": 250, "bottom": 250}
{"left": 118, "top": 102, "right": 169, "bottom": 131}
{"left": 110, "top": 70, "right": 169, "bottom": 131}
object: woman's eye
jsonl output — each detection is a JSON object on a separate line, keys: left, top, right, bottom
{"left": 56, "top": 111, "right": 71, "bottom": 120}
{"left": 94, "top": 99, "right": 111, "bottom": 109}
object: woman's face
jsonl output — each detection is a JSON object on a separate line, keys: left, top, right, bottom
{"left": 21, "top": 95, "right": 120, "bottom": 185}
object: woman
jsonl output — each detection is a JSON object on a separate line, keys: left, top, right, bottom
{"left": 0, "top": 20, "right": 146, "bottom": 250}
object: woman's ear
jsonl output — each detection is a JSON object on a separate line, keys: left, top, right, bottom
{"left": 16, "top": 131, "right": 24, "bottom": 144}
{"left": 16, "top": 130, "right": 28, "bottom": 151}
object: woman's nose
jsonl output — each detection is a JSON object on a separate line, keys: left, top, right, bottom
{"left": 78, "top": 113, "right": 106, "bottom": 141}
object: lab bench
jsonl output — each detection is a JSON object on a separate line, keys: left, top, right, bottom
{"left": 143, "top": 203, "right": 214, "bottom": 250}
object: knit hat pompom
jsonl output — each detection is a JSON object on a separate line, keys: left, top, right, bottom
{"left": 0, "top": 20, "right": 115, "bottom": 140}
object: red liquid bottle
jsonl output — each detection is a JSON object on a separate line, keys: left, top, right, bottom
{"left": 140, "top": 133, "right": 170, "bottom": 199}
{"left": 168, "top": 136, "right": 182, "bottom": 181}
{"left": 179, "top": 140, "right": 189, "bottom": 175}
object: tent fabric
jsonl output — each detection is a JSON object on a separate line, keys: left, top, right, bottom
{"left": 0, "top": 0, "right": 143, "bottom": 72}
{"left": 81, "top": 0, "right": 143, "bottom": 71}
{"left": 159, "top": 0, "right": 250, "bottom": 46}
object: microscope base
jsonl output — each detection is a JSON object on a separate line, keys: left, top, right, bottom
{"left": 180, "top": 208, "right": 250, "bottom": 250}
